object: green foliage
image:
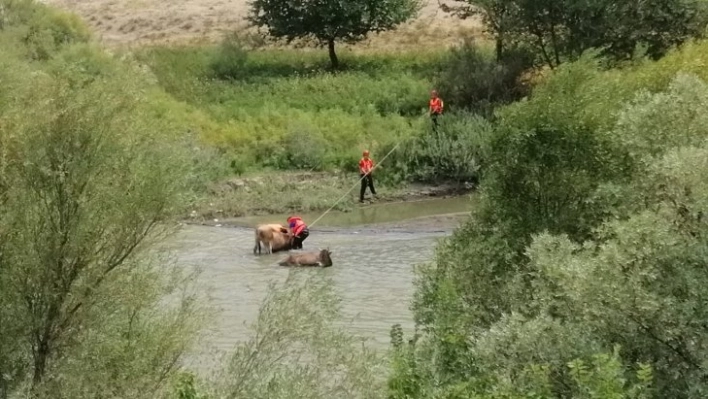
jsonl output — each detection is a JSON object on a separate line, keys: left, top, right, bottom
{"left": 247, "top": 0, "right": 423, "bottom": 68}
{"left": 408, "top": 39, "right": 708, "bottom": 399}
{"left": 0, "top": 0, "right": 91, "bottom": 60}
{"left": 434, "top": 38, "right": 533, "bottom": 116}
{"left": 387, "top": 328, "right": 654, "bottom": 399}
{"left": 174, "top": 372, "right": 211, "bottom": 399}
{"left": 202, "top": 271, "right": 387, "bottom": 399}
{"left": 137, "top": 45, "right": 434, "bottom": 173}
{"left": 0, "top": 3, "right": 213, "bottom": 397}
{"left": 451, "top": 0, "right": 708, "bottom": 68}
{"left": 139, "top": 41, "right": 515, "bottom": 192}
{"left": 209, "top": 32, "right": 250, "bottom": 80}
{"left": 0, "top": 55, "right": 205, "bottom": 396}
{"left": 386, "top": 112, "right": 493, "bottom": 183}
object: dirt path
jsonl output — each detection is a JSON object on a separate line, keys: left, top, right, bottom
{"left": 43, "top": 0, "right": 483, "bottom": 49}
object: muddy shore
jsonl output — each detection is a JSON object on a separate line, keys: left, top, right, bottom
{"left": 186, "top": 182, "right": 474, "bottom": 234}
{"left": 191, "top": 173, "right": 476, "bottom": 222}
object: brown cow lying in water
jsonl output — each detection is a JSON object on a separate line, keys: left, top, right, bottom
{"left": 253, "top": 223, "right": 292, "bottom": 255}
{"left": 278, "top": 248, "right": 333, "bottom": 267}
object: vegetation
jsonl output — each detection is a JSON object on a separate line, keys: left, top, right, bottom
{"left": 399, "top": 41, "right": 708, "bottom": 399}
{"left": 134, "top": 38, "right": 512, "bottom": 215}
{"left": 197, "top": 272, "right": 387, "bottom": 399}
{"left": 247, "top": 0, "right": 424, "bottom": 69}
{"left": 6, "top": 0, "right": 708, "bottom": 398}
{"left": 444, "top": 0, "right": 708, "bottom": 67}
{"left": 0, "top": 3, "right": 207, "bottom": 399}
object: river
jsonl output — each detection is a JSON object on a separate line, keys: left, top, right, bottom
{"left": 167, "top": 196, "right": 472, "bottom": 368}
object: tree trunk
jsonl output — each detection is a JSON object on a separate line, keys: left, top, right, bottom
{"left": 327, "top": 39, "right": 339, "bottom": 70}
{"left": 32, "top": 337, "right": 50, "bottom": 386}
{"left": 0, "top": 376, "right": 8, "bottom": 399}
{"left": 495, "top": 36, "right": 504, "bottom": 62}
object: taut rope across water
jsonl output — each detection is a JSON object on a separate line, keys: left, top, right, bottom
{"left": 308, "top": 141, "right": 402, "bottom": 229}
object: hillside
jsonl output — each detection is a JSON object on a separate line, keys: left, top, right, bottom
{"left": 42, "top": 0, "right": 483, "bottom": 49}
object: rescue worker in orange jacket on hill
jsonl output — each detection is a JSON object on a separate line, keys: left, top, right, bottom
{"left": 359, "top": 150, "right": 377, "bottom": 203}
{"left": 287, "top": 215, "right": 309, "bottom": 250}
{"left": 429, "top": 89, "right": 444, "bottom": 130}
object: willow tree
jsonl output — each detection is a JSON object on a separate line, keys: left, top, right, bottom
{"left": 247, "top": 0, "right": 423, "bottom": 69}
{"left": 0, "top": 49, "right": 205, "bottom": 399}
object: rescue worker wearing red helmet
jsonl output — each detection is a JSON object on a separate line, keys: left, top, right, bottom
{"left": 429, "top": 89, "right": 444, "bottom": 131}
{"left": 286, "top": 215, "right": 309, "bottom": 250}
{"left": 359, "top": 150, "right": 377, "bottom": 203}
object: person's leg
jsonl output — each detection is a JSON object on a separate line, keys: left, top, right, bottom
{"left": 292, "top": 235, "right": 303, "bottom": 249}
{"left": 431, "top": 114, "right": 439, "bottom": 131}
{"left": 367, "top": 175, "right": 377, "bottom": 196}
{"left": 360, "top": 174, "right": 367, "bottom": 202}
{"left": 299, "top": 229, "right": 309, "bottom": 248}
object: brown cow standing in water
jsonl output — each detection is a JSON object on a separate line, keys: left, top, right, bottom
{"left": 253, "top": 223, "right": 292, "bottom": 255}
{"left": 278, "top": 248, "right": 333, "bottom": 267}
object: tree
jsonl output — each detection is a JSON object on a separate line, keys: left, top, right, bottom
{"left": 0, "top": 44, "right": 203, "bottom": 397}
{"left": 442, "top": 0, "right": 708, "bottom": 68}
{"left": 439, "top": 0, "right": 519, "bottom": 62}
{"left": 247, "top": 0, "right": 423, "bottom": 69}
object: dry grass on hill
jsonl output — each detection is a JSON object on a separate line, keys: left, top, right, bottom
{"left": 42, "top": 0, "right": 485, "bottom": 50}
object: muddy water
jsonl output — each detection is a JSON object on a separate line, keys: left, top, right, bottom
{"left": 223, "top": 196, "right": 472, "bottom": 229}
{"left": 169, "top": 196, "right": 472, "bottom": 367}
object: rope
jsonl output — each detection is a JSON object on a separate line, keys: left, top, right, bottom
{"left": 308, "top": 141, "right": 402, "bottom": 229}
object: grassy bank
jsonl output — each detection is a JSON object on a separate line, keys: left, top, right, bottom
{"left": 131, "top": 38, "right": 498, "bottom": 216}
{"left": 136, "top": 42, "right": 441, "bottom": 170}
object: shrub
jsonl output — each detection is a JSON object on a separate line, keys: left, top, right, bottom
{"left": 407, "top": 41, "right": 708, "bottom": 399}
{"left": 0, "top": 14, "right": 205, "bottom": 396}
{"left": 206, "top": 272, "right": 387, "bottom": 399}
{"left": 2, "top": 0, "right": 91, "bottom": 60}
{"left": 272, "top": 125, "right": 329, "bottom": 170}
{"left": 385, "top": 112, "right": 493, "bottom": 184}
{"left": 434, "top": 39, "right": 534, "bottom": 117}
{"left": 209, "top": 32, "right": 249, "bottom": 80}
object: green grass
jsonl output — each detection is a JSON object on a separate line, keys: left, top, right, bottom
{"left": 135, "top": 43, "right": 447, "bottom": 171}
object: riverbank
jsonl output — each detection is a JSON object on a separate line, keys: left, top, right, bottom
{"left": 189, "top": 170, "right": 476, "bottom": 221}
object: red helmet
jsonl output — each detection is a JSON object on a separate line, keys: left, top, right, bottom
{"left": 287, "top": 216, "right": 301, "bottom": 224}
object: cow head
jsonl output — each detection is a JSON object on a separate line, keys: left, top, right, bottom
{"left": 319, "top": 248, "right": 333, "bottom": 267}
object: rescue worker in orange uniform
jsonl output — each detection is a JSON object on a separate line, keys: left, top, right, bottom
{"left": 429, "top": 89, "right": 444, "bottom": 130}
{"left": 287, "top": 215, "right": 309, "bottom": 250}
{"left": 359, "top": 150, "right": 377, "bottom": 203}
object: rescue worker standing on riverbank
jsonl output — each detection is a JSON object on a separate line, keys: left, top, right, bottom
{"left": 429, "top": 89, "right": 444, "bottom": 131}
{"left": 287, "top": 215, "right": 309, "bottom": 250}
{"left": 359, "top": 150, "right": 377, "bottom": 203}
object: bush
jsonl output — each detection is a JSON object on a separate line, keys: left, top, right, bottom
{"left": 1, "top": 0, "right": 91, "bottom": 60}
{"left": 407, "top": 43, "right": 708, "bottom": 399}
{"left": 385, "top": 112, "right": 493, "bottom": 184}
{"left": 205, "top": 272, "right": 387, "bottom": 399}
{"left": 209, "top": 32, "right": 249, "bottom": 80}
{"left": 434, "top": 39, "right": 534, "bottom": 117}
{"left": 0, "top": 5, "right": 208, "bottom": 396}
